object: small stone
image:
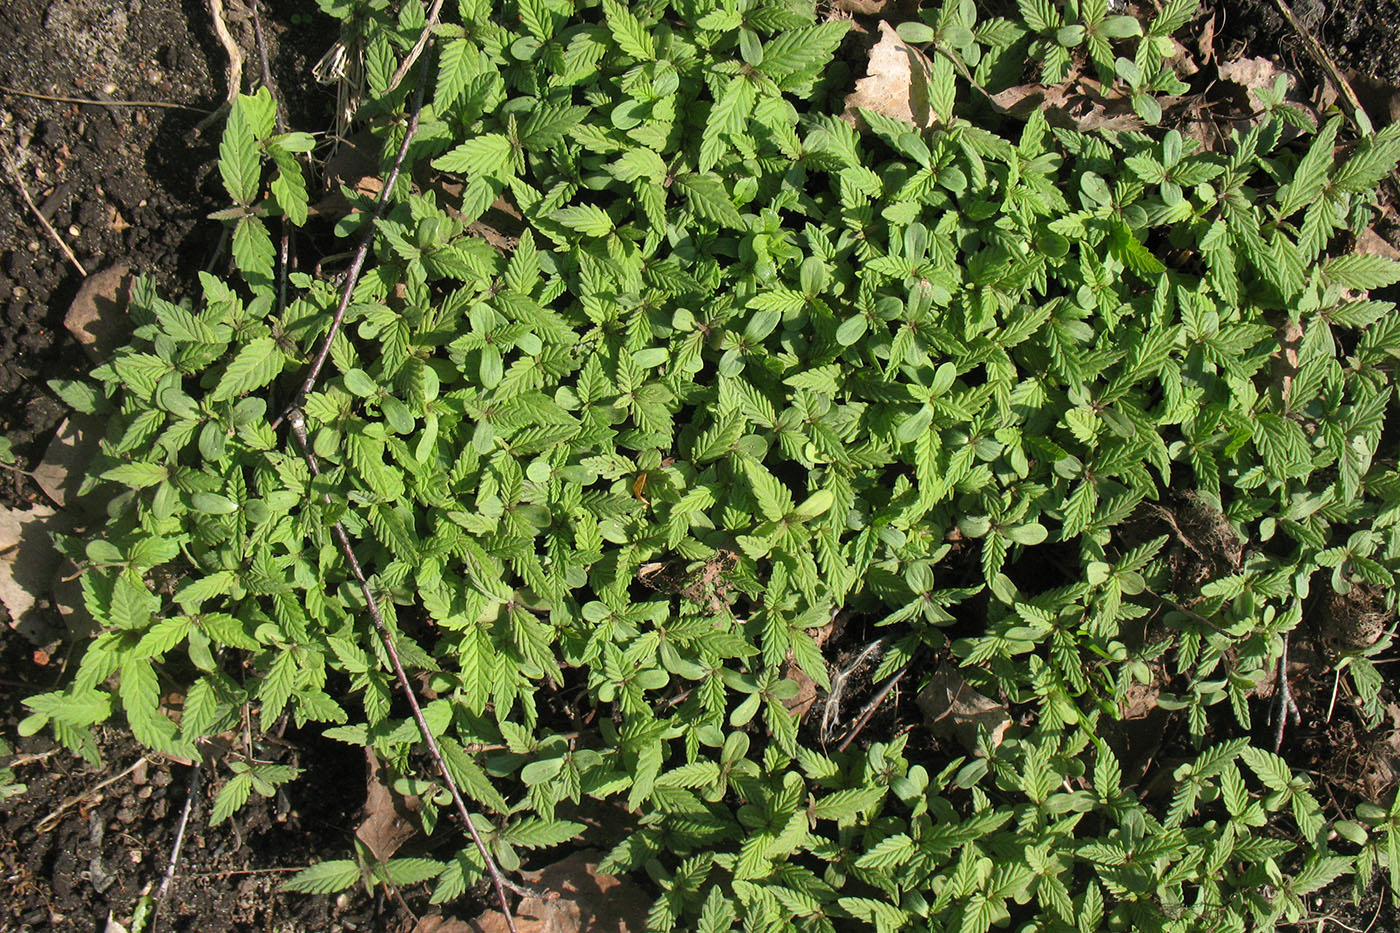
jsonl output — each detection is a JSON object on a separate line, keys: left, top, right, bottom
{"left": 12, "top": 286, "right": 26, "bottom": 299}
{"left": 67, "top": 224, "right": 80, "bottom": 238}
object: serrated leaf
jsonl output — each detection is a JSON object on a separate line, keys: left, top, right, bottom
{"left": 701, "top": 76, "right": 756, "bottom": 172}
{"left": 1323, "top": 253, "right": 1400, "bottom": 290}
{"left": 1240, "top": 745, "right": 1295, "bottom": 792}
{"left": 219, "top": 95, "right": 262, "bottom": 205}
{"left": 760, "top": 21, "right": 850, "bottom": 81}
{"left": 521, "top": 103, "right": 589, "bottom": 151}
{"left": 211, "top": 772, "right": 254, "bottom": 825}
{"left": 1276, "top": 117, "right": 1338, "bottom": 217}
{"left": 603, "top": 0, "right": 655, "bottom": 60}
{"left": 211, "top": 336, "right": 283, "bottom": 402}
{"left": 433, "top": 134, "right": 515, "bottom": 180}
{"left": 435, "top": 38, "right": 478, "bottom": 110}
{"left": 383, "top": 857, "right": 445, "bottom": 885}
{"left": 552, "top": 204, "right": 614, "bottom": 237}
{"left": 102, "top": 461, "right": 169, "bottom": 489}
{"left": 283, "top": 859, "right": 361, "bottom": 894}
{"left": 608, "top": 147, "right": 667, "bottom": 184}
{"left": 743, "top": 459, "right": 795, "bottom": 522}
{"left": 676, "top": 172, "right": 745, "bottom": 229}
{"left": 231, "top": 215, "right": 275, "bottom": 285}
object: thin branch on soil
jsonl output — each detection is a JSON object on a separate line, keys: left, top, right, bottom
{"left": 1326, "top": 667, "right": 1342, "bottom": 724}
{"left": 271, "top": 55, "right": 431, "bottom": 431}
{"left": 820, "top": 637, "right": 888, "bottom": 745}
{"left": 837, "top": 660, "right": 914, "bottom": 753}
{"left": 1272, "top": 632, "right": 1303, "bottom": 753}
{"left": 1, "top": 138, "right": 87, "bottom": 277}
{"left": 4, "top": 748, "right": 61, "bottom": 768}
{"left": 0, "top": 84, "right": 211, "bottom": 112}
{"left": 150, "top": 765, "right": 201, "bottom": 933}
{"left": 194, "top": 0, "right": 244, "bottom": 136}
{"left": 249, "top": 0, "right": 280, "bottom": 124}
{"left": 1267, "top": 0, "right": 1373, "bottom": 134}
{"left": 286, "top": 408, "right": 530, "bottom": 932}
{"left": 385, "top": 0, "right": 446, "bottom": 95}
{"left": 184, "top": 866, "right": 303, "bottom": 878}
{"left": 36, "top": 756, "right": 149, "bottom": 833}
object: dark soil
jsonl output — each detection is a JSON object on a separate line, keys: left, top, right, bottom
{"left": 0, "top": 0, "right": 398, "bottom": 929}
{"left": 0, "top": 0, "right": 330, "bottom": 502}
{"left": 0, "top": 0, "right": 221, "bottom": 484}
{"left": 1, "top": 0, "right": 1399, "bottom": 930}
{"left": 1223, "top": 0, "right": 1400, "bottom": 85}
{"left": 0, "top": 622, "right": 392, "bottom": 932}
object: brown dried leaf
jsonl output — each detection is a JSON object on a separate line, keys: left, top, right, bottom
{"left": 988, "top": 83, "right": 1054, "bottom": 118}
{"left": 1162, "top": 37, "right": 1199, "bottom": 77}
{"left": 355, "top": 749, "right": 420, "bottom": 863}
{"left": 832, "top": 0, "right": 887, "bottom": 13}
{"left": 0, "top": 503, "right": 68, "bottom": 642}
{"left": 987, "top": 79, "right": 1147, "bottom": 134}
{"left": 1197, "top": 13, "right": 1216, "bottom": 64}
{"left": 64, "top": 264, "right": 132, "bottom": 363}
{"left": 916, "top": 665, "right": 1010, "bottom": 751}
{"left": 466, "top": 852, "right": 650, "bottom": 933}
{"left": 414, "top": 916, "right": 475, "bottom": 933}
{"left": 32, "top": 416, "right": 102, "bottom": 512}
{"left": 1355, "top": 228, "right": 1400, "bottom": 263}
{"left": 843, "top": 21, "right": 933, "bottom": 129}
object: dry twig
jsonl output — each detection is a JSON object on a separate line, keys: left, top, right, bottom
{"left": 194, "top": 0, "right": 245, "bottom": 136}
{"left": 1, "top": 138, "right": 87, "bottom": 276}
{"left": 837, "top": 660, "right": 914, "bottom": 752}
{"left": 271, "top": 56, "right": 430, "bottom": 429}
{"left": 820, "top": 637, "right": 887, "bottom": 744}
{"left": 385, "top": 0, "right": 446, "bottom": 95}
{"left": 36, "top": 756, "right": 148, "bottom": 833}
{"left": 150, "top": 766, "right": 201, "bottom": 933}
{"left": 1267, "top": 0, "right": 1372, "bottom": 134}
{"left": 0, "top": 84, "right": 209, "bottom": 112}
{"left": 1272, "top": 632, "right": 1303, "bottom": 753}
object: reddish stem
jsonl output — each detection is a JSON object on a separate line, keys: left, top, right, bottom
{"left": 288, "top": 409, "right": 526, "bottom": 930}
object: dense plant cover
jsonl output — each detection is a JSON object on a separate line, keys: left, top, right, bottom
{"left": 20, "top": 0, "right": 1400, "bottom": 928}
